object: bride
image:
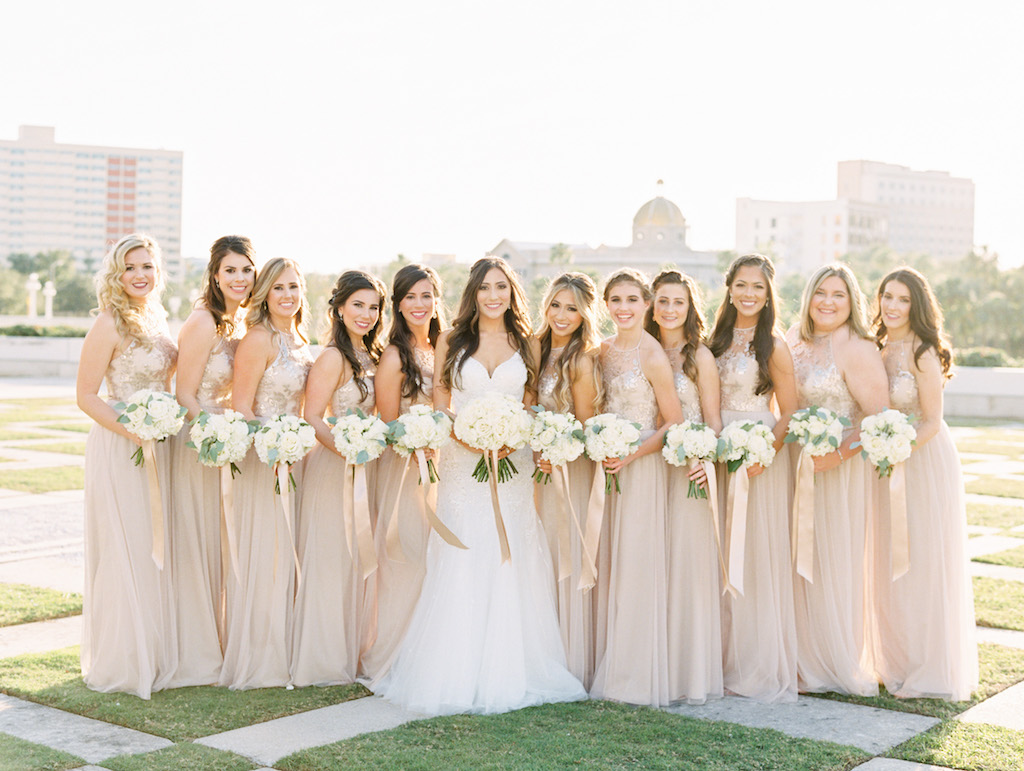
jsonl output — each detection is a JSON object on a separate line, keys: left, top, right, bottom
{"left": 374, "top": 256, "right": 586, "bottom": 715}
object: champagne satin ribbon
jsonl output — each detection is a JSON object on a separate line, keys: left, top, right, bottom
{"left": 486, "top": 449, "right": 512, "bottom": 563}
{"left": 889, "top": 462, "right": 910, "bottom": 580}
{"left": 343, "top": 463, "right": 379, "bottom": 580}
{"left": 550, "top": 467, "right": 572, "bottom": 582}
{"left": 220, "top": 465, "right": 241, "bottom": 585}
{"left": 580, "top": 468, "right": 606, "bottom": 592}
{"left": 142, "top": 440, "right": 164, "bottom": 570}
{"left": 385, "top": 451, "right": 467, "bottom": 562}
{"left": 725, "top": 466, "right": 750, "bottom": 596}
{"left": 698, "top": 460, "right": 735, "bottom": 598}
{"left": 553, "top": 464, "right": 598, "bottom": 590}
{"left": 275, "top": 463, "right": 302, "bottom": 586}
{"left": 792, "top": 451, "right": 816, "bottom": 582}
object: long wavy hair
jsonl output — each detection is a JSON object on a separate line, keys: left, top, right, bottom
{"left": 440, "top": 256, "right": 536, "bottom": 395}
{"left": 387, "top": 263, "right": 447, "bottom": 400}
{"left": 645, "top": 269, "right": 705, "bottom": 387}
{"left": 873, "top": 267, "right": 953, "bottom": 380}
{"left": 326, "top": 270, "right": 387, "bottom": 401}
{"left": 245, "top": 257, "right": 309, "bottom": 343}
{"left": 708, "top": 253, "right": 779, "bottom": 396}
{"left": 199, "top": 235, "right": 256, "bottom": 338}
{"left": 796, "top": 262, "right": 871, "bottom": 341}
{"left": 94, "top": 233, "right": 166, "bottom": 342}
{"left": 536, "top": 272, "right": 604, "bottom": 414}
{"left": 603, "top": 267, "right": 652, "bottom": 305}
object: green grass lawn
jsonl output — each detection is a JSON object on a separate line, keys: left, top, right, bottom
{"left": 277, "top": 700, "right": 869, "bottom": 771}
{"left": 0, "top": 428, "right": 53, "bottom": 442}
{"left": 99, "top": 743, "right": 257, "bottom": 771}
{"left": 967, "top": 501, "right": 1024, "bottom": 533}
{"left": 0, "top": 583, "right": 82, "bottom": 627}
{"left": 889, "top": 720, "right": 1024, "bottom": 771}
{"left": 973, "top": 576, "right": 1024, "bottom": 631}
{"left": 0, "top": 647, "right": 369, "bottom": 742}
{"left": 0, "top": 466, "right": 84, "bottom": 493}
{"left": 42, "top": 423, "right": 92, "bottom": 434}
{"left": 966, "top": 476, "right": 1024, "bottom": 499}
{"left": 18, "top": 441, "right": 87, "bottom": 456}
{"left": 0, "top": 732, "right": 85, "bottom": 771}
{"left": 975, "top": 544, "right": 1024, "bottom": 569}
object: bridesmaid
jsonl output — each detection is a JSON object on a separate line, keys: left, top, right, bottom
{"left": 708, "top": 253, "right": 798, "bottom": 702}
{"left": 533, "top": 272, "right": 603, "bottom": 689}
{"left": 590, "top": 268, "right": 683, "bottom": 707}
{"left": 360, "top": 264, "right": 445, "bottom": 682}
{"left": 291, "top": 270, "right": 385, "bottom": 686}
{"left": 170, "top": 235, "right": 255, "bottom": 687}
{"left": 76, "top": 234, "right": 177, "bottom": 699}
{"left": 786, "top": 263, "right": 888, "bottom": 696}
{"left": 646, "top": 269, "right": 724, "bottom": 705}
{"left": 220, "top": 258, "right": 313, "bottom": 690}
{"left": 869, "top": 267, "right": 978, "bottom": 700}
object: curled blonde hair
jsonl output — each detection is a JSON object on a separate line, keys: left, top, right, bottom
{"left": 797, "top": 262, "right": 871, "bottom": 341}
{"left": 94, "top": 233, "right": 166, "bottom": 342}
{"left": 245, "top": 257, "right": 309, "bottom": 343}
{"left": 536, "top": 272, "right": 604, "bottom": 414}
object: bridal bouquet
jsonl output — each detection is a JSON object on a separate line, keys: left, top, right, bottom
{"left": 662, "top": 420, "right": 719, "bottom": 498}
{"left": 528, "top": 407, "right": 585, "bottom": 484}
{"left": 187, "top": 409, "right": 257, "bottom": 477}
{"left": 583, "top": 413, "right": 642, "bottom": 494}
{"left": 454, "top": 394, "right": 533, "bottom": 483}
{"left": 329, "top": 408, "right": 389, "bottom": 465}
{"left": 717, "top": 420, "right": 777, "bottom": 472}
{"left": 858, "top": 409, "right": 916, "bottom": 478}
{"left": 114, "top": 389, "right": 188, "bottom": 466}
{"left": 253, "top": 415, "right": 317, "bottom": 491}
{"left": 387, "top": 404, "right": 452, "bottom": 483}
{"left": 785, "top": 406, "right": 850, "bottom": 456}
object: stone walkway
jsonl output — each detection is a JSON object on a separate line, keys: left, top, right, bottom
{"left": 0, "top": 382, "right": 1022, "bottom": 769}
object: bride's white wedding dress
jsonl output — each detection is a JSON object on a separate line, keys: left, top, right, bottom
{"left": 374, "top": 351, "right": 587, "bottom": 715}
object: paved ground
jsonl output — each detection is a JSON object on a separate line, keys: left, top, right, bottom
{"left": 1, "top": 378, "right": 1022, "bottom": 770}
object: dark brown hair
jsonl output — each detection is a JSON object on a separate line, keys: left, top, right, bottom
{"left": 873, "top": 266, "right": 953, "bottom": 380}
{"left": 645, "top": 269, "right": 705, "bottom": 387}
{"left": 387, "top": 263, "right": 447, "bottom": 400}
{"left": 327, "top": 270, "right": 387, "bottom": 401}
{"left": 200, "top": 235, "right": 256, "bottom": 337}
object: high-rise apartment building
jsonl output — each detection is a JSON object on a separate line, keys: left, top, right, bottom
{"left": 0, "top": 125, "right": 183, "bottom": 277}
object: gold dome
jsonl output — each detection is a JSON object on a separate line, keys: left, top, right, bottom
{"left": 633, "top": 196, "right": 686, "bottom": 229}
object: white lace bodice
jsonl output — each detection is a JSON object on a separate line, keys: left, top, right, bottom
{"left": 601, "top": 342, "right": 657, "bottom": 431}
{"left": 451, "top": 351, "right": 528, "bottom": 411}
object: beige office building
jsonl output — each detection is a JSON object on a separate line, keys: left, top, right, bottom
{"left": 0, "top": 125, "right": 183, "bottom": 277}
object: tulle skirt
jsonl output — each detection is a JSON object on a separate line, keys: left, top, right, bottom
{"left": 82, "top": 425, "right": 176, "bottom": 699}
{"left": 867, "top": 423, "right": 978, "bottom": 700}
{"left": 590, "top": 449, "right": 671, "bottom": 706}
{"left": 718, "top": 409, "right": 797, "bottom": 703}
{"left": 165, "top": 427, "right": 223, "bottom": 687}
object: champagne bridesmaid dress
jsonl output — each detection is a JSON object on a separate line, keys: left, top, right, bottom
{"left": 82, "top": 329, "right": 178, "bottom": 699}
{"left": 219, "top": 333, "right": 312, "bottom": 689}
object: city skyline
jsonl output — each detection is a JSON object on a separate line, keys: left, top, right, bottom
{"left": 3, "top": 0, "right": 1020, "bottom": 272}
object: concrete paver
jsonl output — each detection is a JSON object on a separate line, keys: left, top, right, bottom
{"left": 976, "top": 626, "right": 1024, "bottom": 650}
{"left": 965, "top": 535, "right": 1024, "bottom": 559}
{"left": 0, "top": 693, "right": 173, "bottom": 763}
{"left": 664, "top": 695, "right": 939, "bottom": 755}
{"left": 969, "top": 560, "right": 1024, "bottom": 582}
{"left": 0, "top": 614, "right": 81, "bottom": 659}
{"left": 196, "top": 695, "right": 426, "bottom": 765}
{"left": 855, "top": 760, "right": 951, "bottom": 770}
{"left": 958, "top": 680, "right": 1024, "bottom": 731}
{"left": 966, "top": 492, "right": 1024, "bottom": 508}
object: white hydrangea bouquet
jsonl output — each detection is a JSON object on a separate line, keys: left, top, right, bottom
{"left": 187, "top": 409, "right": 258, "bottom": 477}
{"left": 662, "top": 420, "right": 719, "bottom": 498}
{"left": 253, "top": 414, "right": 317, "bottom": 492}
{"left": 583, "top": 413, "right": 642, "bottom": 494}
{"left": 529, "top": 406, "right": 585, "bottom": 484}
{"left": 386, "top": 404, "right": 452, "bottom": 483}
{"left": 329, "top": 408, "right": 389, "bottom": 465}
{"left": 857, "top": 409, "right": 917, "bottom": 478}
{"left": 114, "top": 389, "right": 188, "bottom": 466}
{"left": 717, "top": 420, "right": 777, "bottom": 473}
{"left": 453, "top": 393, "right": 533, "bottom": 483}
{"left": 785, "top": 405, "right": 850, "bottom": 457}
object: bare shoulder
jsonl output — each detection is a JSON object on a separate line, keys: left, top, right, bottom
{"left": 639, "top": 332, "right": 670, "bottom": 365}
{"left": 178, "top": 307, "right": 217, "bottom": 344}
{"left": 377, "top": 344, "right": 403, "bottom": 373}
{"left": 694, "top": 343, "right": 716, "bottom": 367}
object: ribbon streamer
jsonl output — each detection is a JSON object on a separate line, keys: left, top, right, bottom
{"left": 555, "top": 464, "right": 598, "bottom": 591}
{"left": 792, "top": 450, "right": 816, "bottom": 582}
{"left": 698, "top": 460, "right": 735, "bottom": 598}
{"left": 550, "top": 467, "right": 573, "bottom": 582}
{"left": 580, "top": 468, "right": 606, "bottom": 592}
{"left": 142, "top": 440, "right": 164, "bottom": 570}
{"left": 889, "top": 462, "right": 910, "bottom": 580}
{"left": 343, "top": 463, "right": 379, "bottom": 580}
{"left": 384, "top": 455, "right": 414, "bottom": 563}
{"left": 725, "top": 465, "right": 750, "bottom": 596}
{"left": 220, "top": 465, "right": 241, "bottom": 585}
{"left": 486, "top": 449, "right": 512, "bottom": 563}
{"left": 276, "top": 463, "right": 302, "bottom": 587}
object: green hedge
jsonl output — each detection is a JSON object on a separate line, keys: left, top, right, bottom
{"left": 0, "top": 324, "right": 88, "bottom": 338}
{"left": 955, "top": 347, "right": 1020, "bottom": 368}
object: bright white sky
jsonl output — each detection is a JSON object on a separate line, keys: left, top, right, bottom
{"left": 3, "top": 0, "right": 1022, "bottom": 271}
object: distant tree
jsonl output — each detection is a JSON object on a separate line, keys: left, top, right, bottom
{"left": 0, "top": 268, "right": 27, "bottom": 314}
{"left": 549, "top": 243, "right": 573, "bottom": 265}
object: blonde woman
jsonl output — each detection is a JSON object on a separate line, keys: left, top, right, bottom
{"left": 219, "top": 258, "right": 314, "bottom": 690}
{"left": 76, "top": 234, "right": 177, "bottom": 699}
{"left": 534, "top": 272, "right": 603, "bottom": 689}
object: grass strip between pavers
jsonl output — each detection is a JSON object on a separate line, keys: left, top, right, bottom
{"left": 0, "top": 466, "right": 84, "bottom": 494}
{"left": 967, "top": 501, "right": 1024, "bottom": 534}
{"left": 98, "top": 742, "right": 258, "bottom": 771}
{"left": 16, "top": 441, "right": 87, "bottom": 456}
{"left": 0, "top": 731, "right": 85, "bottom": 771}
{"left": 276, "top": 700, "right": 869, "bottom": 771}
{"left": 974, "top": 576, "right": 1024, "bottom": 632}
{"left": 888, "top": 720, "right": 1024, "bottom": 771}
{"left": 0, "top": 646, "right": 369, "bottom": 742}
{"left": 0, "top": 583, "right": 82, "bottom": 627}
{"left": 974, "top": 544, "right": 1024, "bottom": 570}
{"left": 966, "top": 476, "right": 1024, "bottom": 500}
